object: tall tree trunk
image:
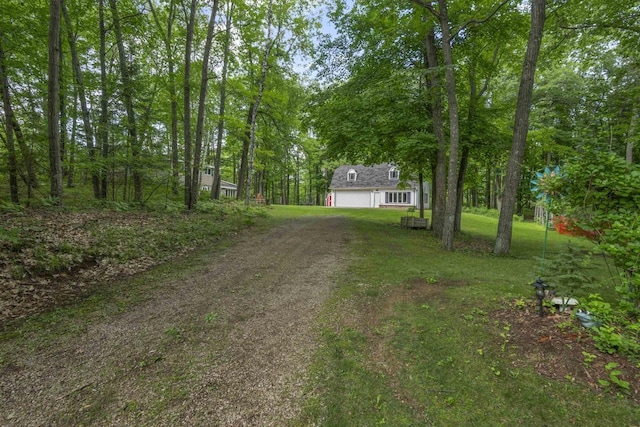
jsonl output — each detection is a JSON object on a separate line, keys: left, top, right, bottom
{"left": 183, "top": 0, "right": 196, "bottom": 207}
{"left": 485, "top": 164, "right": 492, "bottom": 209}
{"left": 286, "top": 170, "right": 290, "bottom": 205}
{"left": 419, "top": 171, "right": 424, "bottom": 219}
{"left": 0, "top": 39, "right": 19, "bottom": 203}
{"left": 12, "top": 116, "right": 39, "bottom": 191}
{"left": 236, "top": 103, "right": 255, "bottom": 200}
{"left": 430, "top": 160, "right": 437, "bottom": 227}
{"left": 62, "top": 0, "right": 100, "bottom": 198}
{"left": 68, "top": 87, "right": 77, "bottom": 187}
{"left": 146, "top": 0, "right": 179, "bottom": 195}
{"left": 167, "top": 15, "right": 179, "bottom": 196}
{"left": 211, "top": 3, "right": 234, "bottom": 200}
{"left": 494, "top": 0, "right": 546, "bottom": 255}
{"left": 424, "top": 27, "right": 447, "bottom": 238}
{"left": 59, "top": 29, "right": 67, "bottom": 180}
{"left": 494, "top": 172, "right": 502, "bottom": 211}
{"left": 437, "top": 0, "right": 461, "bottom": 251}
{"left": 48, "top": 0, "right": 64, "bottom": 205}
{"left": 232, "top": 153, "right": 237, "bottom": 184}
{"left": 454, "top": 146, "right": 469, "bottom": 231}
{"left": 245, "top": 0, "right": 274, "bottom": 207}
{"left": 108, "top": 0, "right": 141, "bottom": 202}
{"left": 258, "top": 169, "right": 265, "bottom": 197}
{"left": 98, "top": 0, "right": 109, "bottom": 199}
{"left": 454, "top": 47, "right": 497, "bottom": 230}
{"left": 189, "top": 0, "right": 220, "bottom": 210}
{"left": 295, "top": 155, "right": 300, "bottom": 205}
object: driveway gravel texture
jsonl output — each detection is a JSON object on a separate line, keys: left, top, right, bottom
{"left": 0, "top": 216, "right": 350, "bottom": 426}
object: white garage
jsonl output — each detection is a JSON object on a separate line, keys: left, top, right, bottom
{"left": 333, "top": 190, "right": 371, "bottom": 208}
{"left": 327, "top": 164, "right": 429, "bottom": 209}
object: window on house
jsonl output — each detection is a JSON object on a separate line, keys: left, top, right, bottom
{"left": 389, "top": 168, "right": 399, "bottom": 180}
{"left": 385, "top": 191, "right": 411, "bottom": 204}
{"left": 347, "top": 169, "right": 357, "bottom": 182}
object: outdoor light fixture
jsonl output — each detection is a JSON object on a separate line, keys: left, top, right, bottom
{"left": 532, "top": 278, "right": 548, "bottom": 317}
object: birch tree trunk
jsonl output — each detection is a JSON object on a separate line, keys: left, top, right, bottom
{"left": 494, "top": 0, "right": 546, "bottom": 255}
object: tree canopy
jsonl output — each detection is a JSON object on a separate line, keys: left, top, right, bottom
{"left": 1, "top": 0, "right": 638, "bottom": 253}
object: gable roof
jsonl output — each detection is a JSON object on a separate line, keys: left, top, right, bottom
{"left": 220, "top": 179, "right": 237, "bottom": 190}
{"left": 330, "top": 163, "right": 414, "bottom": 190}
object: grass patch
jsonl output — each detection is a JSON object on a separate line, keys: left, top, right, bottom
{"left": 270, "top": 206, "right": 640, "bottom": 426}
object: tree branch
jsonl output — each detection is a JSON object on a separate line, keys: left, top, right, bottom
{"left": 408, "top": 0, "right": 439, "bottom": 19}
{"left": 479, "top": 45, "right": 499, "bottom": 98}
{"left": 560, "top": 23, "right": 640, "bottom": 34}
{"left": 454, "top": 0, "right": 511, "bottom": 38}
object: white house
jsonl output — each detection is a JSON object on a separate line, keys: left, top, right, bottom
{"left": 200, "top": 166, "right": 237, "bottom": 198}
{"left": 327, "top": 164, "right": 430, "bottom": 208}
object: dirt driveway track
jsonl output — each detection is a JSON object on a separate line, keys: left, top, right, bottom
{"left": 0, "top": 216, "right": 350, "bottom": 426}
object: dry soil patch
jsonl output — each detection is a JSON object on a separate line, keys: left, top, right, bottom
{"left": 0, "top": 216, "right": 350, "bottom": 426}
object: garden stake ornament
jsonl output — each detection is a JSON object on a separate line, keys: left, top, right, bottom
{"left": 530, "top": 166, "right": 562, "bottom": 316}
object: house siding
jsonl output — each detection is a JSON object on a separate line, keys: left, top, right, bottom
{"left": 328, "top": 163, "right": 430, "bottom": 209}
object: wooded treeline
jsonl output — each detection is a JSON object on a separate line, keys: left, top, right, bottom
{"left": 310, "top": 0, "right": 638, "bottom": 252}
{"left": 1, "top": 0, "right": 639, "bottom": 254}
{"left": 0, "top": 0, "right": 324, "bottom": 209}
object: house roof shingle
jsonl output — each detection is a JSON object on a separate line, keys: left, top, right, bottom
{"left": 330, "top": 163, "right": 415, "bottom": 190}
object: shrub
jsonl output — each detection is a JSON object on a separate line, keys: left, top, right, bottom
{"left": 554, "top": 152, "right": 640, "bottom": 274}
{"left": 540, "top": 243, "right": 596, "bottom": 300}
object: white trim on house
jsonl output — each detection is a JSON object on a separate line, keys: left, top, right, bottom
{"left": 327, "top": 164, "right": 430, "bottom": 209}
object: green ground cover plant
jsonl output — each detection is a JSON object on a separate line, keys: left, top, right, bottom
{"left": 269, "top": 206, "right": 640, "bottom": 426}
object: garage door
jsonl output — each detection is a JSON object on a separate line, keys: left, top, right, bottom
{"left": 335, "top": 190, "right": 371, "bottom": 208}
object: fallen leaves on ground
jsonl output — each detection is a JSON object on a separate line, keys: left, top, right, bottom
{"left": 0, "top": 209, "right": 239, "bottom": 327}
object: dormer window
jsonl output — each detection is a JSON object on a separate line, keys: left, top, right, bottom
{"left": 389, "top": 167, "right": 399, "bottom": 180}
{"left": 347, "top": 169, "right": 357, "bottom": 182}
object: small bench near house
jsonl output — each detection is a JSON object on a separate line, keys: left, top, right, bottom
{"left": 401, "top": 216, "right": 429, "bottom": 229}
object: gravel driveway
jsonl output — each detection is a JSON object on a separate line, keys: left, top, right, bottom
{"left": 0, "top": 216, "right": 350, "bottom": 426}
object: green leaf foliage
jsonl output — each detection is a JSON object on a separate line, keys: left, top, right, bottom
{"left": 556, "top": 152, "right": 640, "bottom": 272}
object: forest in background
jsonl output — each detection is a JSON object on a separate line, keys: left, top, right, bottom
{"left": 1, "top": 0, "right": 323, "bottom": 210}
{"left": 0, "top": 0, "right": 638, "bottom": 253}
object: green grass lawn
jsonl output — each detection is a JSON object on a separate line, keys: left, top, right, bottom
{"left": 266, "top": 206, "right": 640, "bottom": 426}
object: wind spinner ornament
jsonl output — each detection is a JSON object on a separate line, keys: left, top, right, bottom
{"left": 530, "top": 165, "right": 561, "bottom": 202}
{"left": 530, "top": 166, "right": 562, "bottom": 309}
